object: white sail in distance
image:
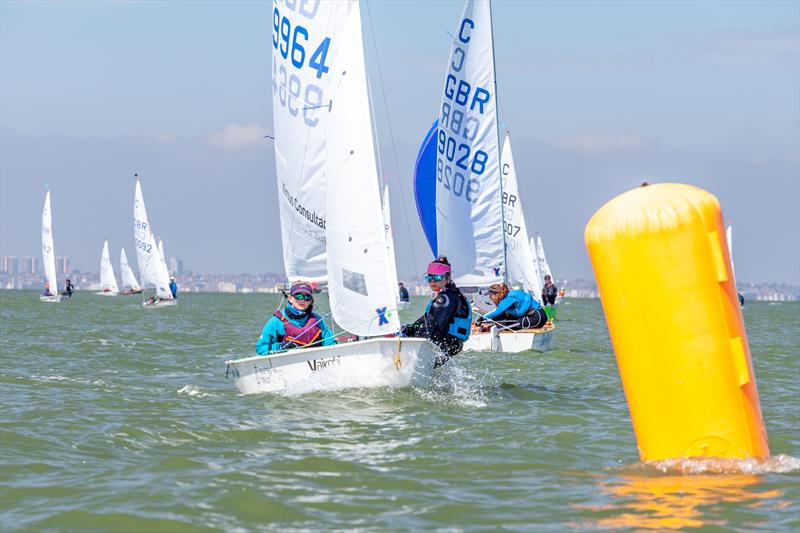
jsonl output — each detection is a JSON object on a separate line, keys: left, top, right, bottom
{"left": 41, "top": 191, "right": 59, "bottom": 295}
{"left": 536, "top": 235, "right": 553, "bottom": 283}
{"left": 436, "top": 0, "right": 505, "bottom": 287}
{"left": 99, "top": 240, "right": 119, "bottom": 293}
{"left": 158, "top": 239, "right": 170, "bottom": 278}
{"left": 272, "top": 1, "right": 353, "bottom": 283}
{"left": 133, "top": 179, "right": 173, "bottom": 300}
{"left": 325, "top": 2, "right": 401, "bottom": 336}
{"left": 119, "top": 248, "right": 141, "bottom": 292}
{"left": 501, "top": 133, "right": 539, "bottom": 295}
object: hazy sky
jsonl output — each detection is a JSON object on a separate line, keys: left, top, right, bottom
{"left": 1, "top": 0, "right": 798, "bottom": 284}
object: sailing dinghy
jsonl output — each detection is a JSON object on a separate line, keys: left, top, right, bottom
{"left": 133, "top": 178, "right": 176, "bottom": 307}
{"left": 119, "top": 248, "right": 142, "bottom": 295}
{"left": 414, "top": 0, "right": 553, "bottom": 353}
{"left": 226, "top": 1, "right": 438, "bottom": 394}
{"left": 95, "top": 240, "right": 119, "bottom": 295}
{"left": 39, "top": 191, "right": 62, "bottom": 303}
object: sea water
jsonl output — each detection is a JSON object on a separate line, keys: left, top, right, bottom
{"left": 1, "top": 290, "right": 798, "bottom": 531}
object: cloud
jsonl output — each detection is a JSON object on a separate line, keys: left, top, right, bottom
{"left": 206, "top": 123, "right": 268, "bottom": 150}
{"left": 700, "top": 30, "right": 799, "bottom": 65}
{"left": 552, "top": 134, "right": 646, "bottom": 155}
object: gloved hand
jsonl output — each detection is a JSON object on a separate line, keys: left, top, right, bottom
{"left": 279, "top": 341, "right": 298, "bottom": 351}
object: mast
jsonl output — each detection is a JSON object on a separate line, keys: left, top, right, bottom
{"left": 488, "top": 0, "right": 508, "bottom": 284}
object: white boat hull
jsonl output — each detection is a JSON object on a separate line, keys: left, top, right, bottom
{"left": 225, "top": 337, "right": 439, "bottom": 395}
{"left": 94, "top": 291, "right": 118, "bottom": 296}
{"left": 39, "top": 294, "right": 63, "bottom": 303}
{"left": 463, "top": 324, "right": 555, "bottom": 353}
{"left": 142, "top": 298, "right": 177, "bottom": 308}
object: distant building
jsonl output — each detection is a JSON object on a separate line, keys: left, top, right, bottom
{"left": 55, "top": 256, "right": 70, "bottom": 274}
{"left": 20, "top": 256, "right": 38, "bottom": 274}
{"left": 0, "top": 256, "right": 18, "bottom": 274}
{"left": 169, "top": 257, "right": 184, "bottom": 276}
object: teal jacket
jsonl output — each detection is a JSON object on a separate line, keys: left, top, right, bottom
{"left": 484, "top": 290, "right": 541, "bottom": 320}
{"left": 255, "top": 304, "right": 336, "bottom": 355}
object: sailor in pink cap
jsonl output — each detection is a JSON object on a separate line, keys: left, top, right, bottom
{"left": 400, "top": 256, "right": 473, "bottom": 367}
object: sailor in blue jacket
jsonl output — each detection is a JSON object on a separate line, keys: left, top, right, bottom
{"left": 476, "top": 283, "right": 548, "bottom": 330}
{"left": 256, "top": 281, "right": 337, "bottom": 355}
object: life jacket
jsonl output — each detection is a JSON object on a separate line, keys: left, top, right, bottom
{"left": 424, "top": 287, "right": 472, "bottom": 342}
{"left": 274, "top": 309, "right": 322, "bottom": 347}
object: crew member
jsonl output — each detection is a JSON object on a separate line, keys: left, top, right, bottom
{"left": 401, "top": 257, "right": 471, "bottom": 367}
{"left": 256, "top": 281, "right": 337, "bottom": 355}
{"left": 477, "top": 283, "right": 548, "bottom": 330}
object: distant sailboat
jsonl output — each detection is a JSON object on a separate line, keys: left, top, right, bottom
{"left": 119, "top": 248, "right": 142, "bottom": 295}
{"left": 39, "top": 191, "right": 62, "bottom": 303}
{"left": 226, "top": 1, "right": 438, "bottom": 394}
{"left": 727, "top": 223, "right": 745, "bottom": 307}
{"left": 133, "top": 177, "right": 175, "bottom": 307}
{"left": 95, "top": 240, "right": 119, "bottom": 295}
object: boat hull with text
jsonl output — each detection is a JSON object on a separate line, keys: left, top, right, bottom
{"left": 225, "top": 337, "right": 439, "bottom": 395}
{"left": 463, "top": 324, "right": 555, "bottom": 353}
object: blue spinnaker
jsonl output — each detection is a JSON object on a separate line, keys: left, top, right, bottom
{"left": 413, "top": 120, "right": 439, "bottom": 256}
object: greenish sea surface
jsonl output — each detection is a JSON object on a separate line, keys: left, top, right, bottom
{"left": 1, "top": 290, "right": 798, "bottom": 531}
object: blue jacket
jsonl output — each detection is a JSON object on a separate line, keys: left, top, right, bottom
{"left": 169, "top": 281, "right": 177, "bottom": 298}
{"left": 255, "top": 304, "right": 336, "bottom": 355}
{"left": 484, "top": 290, "right": 541, "bottom": 320}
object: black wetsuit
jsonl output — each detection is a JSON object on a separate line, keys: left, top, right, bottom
{"left": 399, "top": 286, "right": 409, "bottom": 302}
{"left": 63, "top": 282, "right": 73, "bottom": 298}
{"left": 401, "top": 282, "right": 470, "bottom": 367}
{"left": 541, "top": 283, "right": 557, "bottom": 306}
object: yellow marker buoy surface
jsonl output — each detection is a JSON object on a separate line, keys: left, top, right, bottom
{"left": 585, "top": 183, "right": 769, "bottom": 461}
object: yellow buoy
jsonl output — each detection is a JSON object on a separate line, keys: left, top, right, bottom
{"left": 585, "top": 183, "right": 769, "bottom": 461}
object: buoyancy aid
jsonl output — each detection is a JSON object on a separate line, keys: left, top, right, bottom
{"left": 424, "top": 286, "right": 472, "bottom": 342}
{"left": 274, "top": 309, "right": 322, "bottom": 347}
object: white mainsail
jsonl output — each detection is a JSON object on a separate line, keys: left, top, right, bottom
{"left": 158, "top": 239, "right": 170, "bottom": 278}
{"left": 436, "top": 0, "right": 505, "bottom": 286}
{"left": 98, "top": 240, "right": 119, "bottom": 294}
{"left": 41, "top": 191, "right": 59, "bottom": 295}
{"left": 529, "top": 237, "right": 543, "bottom": 297}
{"left": 501, "top": 133, "right": 540, "bottom": 295}
{"left": 536, "top": 235, "right": 553, "bottom": 282}
{"left": 726, "top": 224, "right": 737, "bottom": 282}
{"left": 325, "top": 2, "right": 401, "bottom": 336}
{"left": 272, "top": 1, "right": 352, "bottom": 284}
{"left": 119, "top": 248, "right": 141, "bottom": 292}
{"left": 133, "top": 180, "right": 173, "bottom": 300}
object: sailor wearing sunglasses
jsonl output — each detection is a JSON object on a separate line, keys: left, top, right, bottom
{"left": 255, "top": 281, "right": 337, "bottom": 355}
{"left": 400, "top": 256, "right": 472, "bottom": 367}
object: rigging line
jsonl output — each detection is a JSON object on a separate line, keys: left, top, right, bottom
{"left": 363, "top": 0, "right": 421, "bottom": 279}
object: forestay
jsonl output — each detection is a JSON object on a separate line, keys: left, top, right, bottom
{"left": 325, "top": 2, "right": 400, "bottom": 337}
{"left": 501, "top": 133, "right": 540, "bottom": 295}
{"left": 272, "top": 0, "right": 352, "bottom": 283}
{"left": 99, "top": 240, "right": 119, "bottom": 293}
{"left": 119, "top": 248, "right": 141, "bottom": 292}
{"left": 133, "top": 180, "right": 173, "bottom": 300}
{"left": 436, "top": 0, "right": 504, "bottom": 286}
{"left": 41, "top": 191, "right": 59, "bottom": 295}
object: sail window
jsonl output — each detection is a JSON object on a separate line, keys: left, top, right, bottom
{"left": 342, "top": 269, "right": 368, "bottom": 296}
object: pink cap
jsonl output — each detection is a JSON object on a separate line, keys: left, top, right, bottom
{"left": 426, "top": 262, "right": 452, "bottom": 275}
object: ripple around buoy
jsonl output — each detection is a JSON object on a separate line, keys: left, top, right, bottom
{"left": 641, "top": 455, "right": 800, "bottom": 475}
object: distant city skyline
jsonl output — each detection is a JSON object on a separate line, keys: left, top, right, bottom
{"left": 1, "top": 1, "right": 798, "bottom": 284}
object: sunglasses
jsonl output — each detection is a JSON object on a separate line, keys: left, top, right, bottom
{"left": 424, "top": 273, "right": 445, "bottom": 282}
{"left": 292, "top": 293, "right": 313, "bottom": 301}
